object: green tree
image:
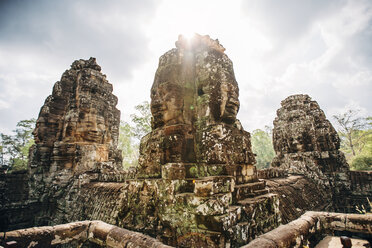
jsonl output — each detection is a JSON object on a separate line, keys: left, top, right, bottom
{"left": 333, "top": 110, "right": 371, "bottom": 156}
{"left": 251, "top": 127, "right": 275, "bottom": 169}
{"left": 0, "top": 118, "right": 36, "bottom": 172}
{"left": 118, "top": 121, "right": 139, "bottom": 169}
{"left": 333, "top": 110, "right": 372, "bottom": 170}
{"left": 351, "top": 155, "right": 372, "bottom": 171}
{"left": 118, "top": 101, "right": 151, "bottom": 169}
{"left": 130, "top": 101, "right": 151, "bottom": 140}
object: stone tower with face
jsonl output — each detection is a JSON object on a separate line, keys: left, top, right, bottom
{"left": 28, "top": 58, "right": 122, "bottom": 225}
{"left": 30, "top": 57, "right": 121, "bottom": 174}
{"left": 137, "top": 34, "right": 256, "bottom": 182}
{"left": 271, "top": 94, "right": 350, "bottom": 206}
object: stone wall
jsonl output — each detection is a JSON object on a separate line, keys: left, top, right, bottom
{"left": 0, "top": 171, "right": 39, "bottom": 232}
{"left": 334, "top": 170, "right": 372, "bottom": 213}
{"left": 257, "top": 168, "right": 287, "bottom": 179}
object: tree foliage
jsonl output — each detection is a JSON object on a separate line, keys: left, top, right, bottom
{"left": 118, "top": 121, "right": 139, "bottom": 168}
{"left": 333, "top": 109, "right": 371, "bottom": 156}
{"left": 333, "top": 110, "right": 372, "bottom": 171}
{"left": 118, "top": 101, "right": 151, "bottom": 169}
{"left": 0, "top": 119, "right": 36, "bottom": 172}
{"left": 251, "top": 127, "right": 275, "bottom": 169}
{"left": 130, "top": 101, "right": 152, "bottom": 140}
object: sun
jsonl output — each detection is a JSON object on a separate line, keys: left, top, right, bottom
{"left": 180, "top": 31, "right": 196, "bottom": 41}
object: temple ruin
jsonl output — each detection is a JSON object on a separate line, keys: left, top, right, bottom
{"left": 0, "top": 35, "right": 371, "bottom": 248}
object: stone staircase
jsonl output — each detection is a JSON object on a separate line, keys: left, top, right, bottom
{"left": 170, "top": 172, "right": 280, "bottom": 247}
{"left": 230, "top": 179, "right": 280, "bottom": 246}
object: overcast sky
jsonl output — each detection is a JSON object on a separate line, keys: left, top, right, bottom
{"left": 0, "top": 0, "right": 371, "bottom": 134}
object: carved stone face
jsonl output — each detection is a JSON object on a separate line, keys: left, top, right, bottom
{"left": 151, "top": 82, "right": 184, "bottom": 128}
{"left": 79, "top": 113, "right": 106, "bottom": 143}
{"left": 220, "top": 81, "right": 240, "bottom": 124}
{"left": 150, "top": 35, "right": 240, "bottom": 129}
{"left": 63, "top": 112, "right": 107, "bottom": 143}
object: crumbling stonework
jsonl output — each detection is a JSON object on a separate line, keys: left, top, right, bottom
{"left": 271, "top": 94, "right": 351, "bottom": 209}
{"left": 28, "top": 57, "right": 122, "bottom": 225}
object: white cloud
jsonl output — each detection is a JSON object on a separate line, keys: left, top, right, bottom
{"left": 0, "top": 0, "right": 371, "bottom": 135}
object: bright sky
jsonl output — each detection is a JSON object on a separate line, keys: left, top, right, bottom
{"left": 0, "top": 0, "right": 371, "bottom": 134}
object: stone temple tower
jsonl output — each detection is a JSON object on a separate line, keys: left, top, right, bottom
{"left": 271, "top": 94, "right": 351, "bottom": 210}
{"left": 28, "top": 57, "right": 122, "bottom": 224}
{"left": 126, "top": 34, "right": 280, "bottom": 247}
{"left": 137, "top": 34, "right": 256, "bottom": 182}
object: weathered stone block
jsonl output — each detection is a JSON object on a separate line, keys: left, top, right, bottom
{"left": 194, "top": 176, "right": 234, "bottom": 197}
{"left": 162, "top": 163, "right": 186, "bottom": 179}
{"left": 185, "top": 163, "right": 227, "bottom": 178}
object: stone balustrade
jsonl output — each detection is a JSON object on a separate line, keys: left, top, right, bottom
{"left": 242, "top": 211, "right": 372, "bottom": 248}
{"left": 0, "top": 220, "right": 172, "bottom": 248}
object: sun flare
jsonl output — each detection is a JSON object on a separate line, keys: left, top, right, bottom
{"left": 180, "top": 31, "right": 196, "bottom": 41}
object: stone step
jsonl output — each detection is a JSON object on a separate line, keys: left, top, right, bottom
{"left": 226, "top": 205, "right": 242, "bottom": 227}
{"left": 193, "top": 176, "right": 235, "bottom": 197}
{"left": 237, "top": 192, "right": 276, "bottom": 206}
{"left": 176, "top": 179, "right": 195, "bottom": 193}
{"left": 177, "top": 230, "right": 223, "bottom": 247}
{"left": 176, "top": 175, "right": 235, "bottom": 195}
{"left": 254, "top": 188, "right": 270, "bottom": 196}
{"left": 196, "top": 206, "right": 243, "bottom": 233}
{"left": 232, "top": 213, "right": 280, "bottom": 246}
{"left": 174, "top": 192, "right": 232, "bottom": 216}
{"left": 235, "top": 181, "right": 266, "bottom": 191}
{"left": 237, "top": 193, "right": 280, "bottom": 222}
{"left": 242, "top": 189, "right": 270, "bottom": 198}
{"left": 184, "top": 163, "right": 228, "bottom": 178}
{"left": 232, "top": 181, "right": 266, "bottom": 202}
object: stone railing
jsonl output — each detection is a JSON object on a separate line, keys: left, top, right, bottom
{"left": 0, "top": 220, "right": 172, "bottom": 248}
{"left": 242, "top": 211, "right": 372, "bottom": 248}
